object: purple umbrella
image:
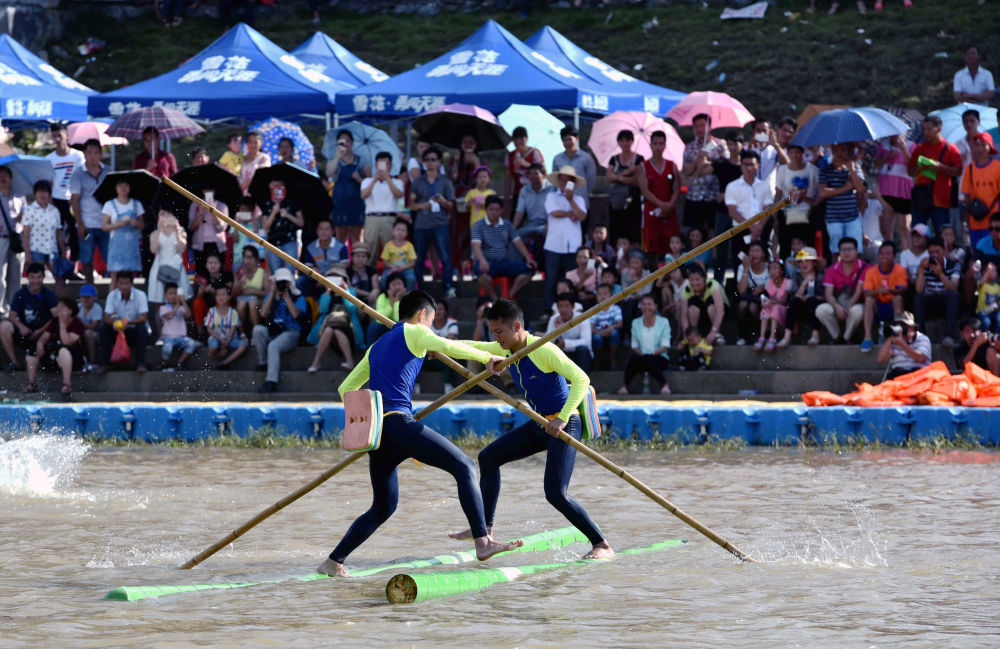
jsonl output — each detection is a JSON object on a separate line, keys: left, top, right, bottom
{"left": 413, "top": 103, "right": 511, "bottom": 151}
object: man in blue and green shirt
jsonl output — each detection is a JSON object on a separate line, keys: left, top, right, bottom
{"left": 449, "top": 299, "right": 614, "bottom": 560}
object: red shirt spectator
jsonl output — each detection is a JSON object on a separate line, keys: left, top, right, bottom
{"left": 907, "top": 127, "right": 962, "bottom": 209}
{"left": 132, "top": 127, "right": 179, "bottom": 178}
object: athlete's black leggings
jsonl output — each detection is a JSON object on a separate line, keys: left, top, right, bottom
{"left": 329, "top": 412, "right": 487, "bottom": 564}
{"left": 478, "top": 414, "right": 604, "bottom": 546}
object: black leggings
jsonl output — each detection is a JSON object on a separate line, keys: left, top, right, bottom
{"left": 479, "top": 415, "right": 604, "bottom": 546}
{"left": 624, "top": 354, "right": 671, "bottom": 387}
{"left": 786, "top": 295, "right": 822, "bottom": 330}
{"left": 329, "top": 412, "right": 487, "bottom": 564}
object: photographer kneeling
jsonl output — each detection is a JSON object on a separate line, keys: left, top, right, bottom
{"left": 877, "top": 311, "right": 932, "bottom": 380}
{"left": 252, "top": 267, "right": 307, "bottom": 393}
{"left": 955, "top": 318, "right": 1000, "bottom": 375}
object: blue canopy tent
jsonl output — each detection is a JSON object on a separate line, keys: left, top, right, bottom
{"left": 524, "top": 26, "right": 686, "bottom": 116}
{"left": 0, "top": 34, "right": 95, "bottom": 123}
{"left": 290, "top": 32, "right": 390, "bottom": 87}
{"left": 334, "top": 20, "right": 641, "bottom": 121}
{"left": 88, "top": 23, "right": 351, "bottom": 122}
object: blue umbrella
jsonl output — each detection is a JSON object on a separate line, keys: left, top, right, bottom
{"left": 323, "top": 122, "right": 403, "bottom": 175}
{"left": 247, "top": 117, "right": 316, "bottom": 171}
{"left": 928, "top": 103, "right": 999, "bottom": 145}
{"left": 0, "top": 154, "right": 54, "bottom": 197}
{"left": 791, "top": 107, "right": 909, "bottom": 147}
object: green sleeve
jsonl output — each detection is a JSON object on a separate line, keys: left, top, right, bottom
{"left": 458, "top": 339, "right": 506, "bottom": 355}
{"left": 404, "top": 324, "right": 493, "bottom": 364}
{"left": 532, "top": 343, "right": 589, "bottom": 421}
{"left": 338, "top": 347, "right": 372, "bottom": 399}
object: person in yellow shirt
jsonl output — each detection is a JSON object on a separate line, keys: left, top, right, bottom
{"left": 379, "top": 219, "right": 417, "bottom": 289}
{"left": 218, "top": 134, "right": 243, "bottom": 176}
{"left": 464, "top": 165, "right": 496, "bottom": 227}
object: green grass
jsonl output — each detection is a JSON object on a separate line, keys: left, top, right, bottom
{"left": 46, "top": 0, "right": 997, "bottom": 131}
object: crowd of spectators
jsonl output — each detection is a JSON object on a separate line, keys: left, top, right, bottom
{"left": 1, "top": 46, "right": 999, "bottom": 394}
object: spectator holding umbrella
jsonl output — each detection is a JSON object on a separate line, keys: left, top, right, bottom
{"left": 261, "top": 179, "right": 304, "bottom": 273}
{"left": 69, "top": 139, "right": 109, "bottom": 285}
{"left": 133, "top": 127, "right": 178, "bottom": 179}
{"left": 874, "top": 134, "right": 915, "bottom": 251}
{"left": 100, "top": 177, "right": 145, "bottom": 286}
{"left": 605, "top": 129, "right": 645, "bottom": 247}
{"left": 327, "top": 129, "right": 368, "bottom": 245}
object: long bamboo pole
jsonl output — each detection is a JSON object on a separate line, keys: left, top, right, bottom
{"left": 418, "top": 196, "right": 790, "bottom": 416}
{"left": 169, "top": 177, "right": 771, "bottom": 567}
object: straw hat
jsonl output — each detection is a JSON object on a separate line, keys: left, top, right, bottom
{"left": 894, "top": 311, "right": 917, "bottom": 328}
{"left": 351, "top": 241, "right": 371, "bottom": 257}
{"left": 546, "top": 165, "right": 587, "bottom": 189}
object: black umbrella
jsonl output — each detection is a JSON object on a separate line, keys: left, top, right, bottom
{"left": 413, "top": 103, "right": 511, "bottom": 151}
{"left": 94, "top": 170, "right": 161, "bottom": 205}
{"left": 249, "top": 162, "right": 333, "bottom": 236}
{"left": 152, "top": 163, "right": 243, "bottom": 227}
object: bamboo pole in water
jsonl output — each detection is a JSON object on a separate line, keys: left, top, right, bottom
{"left": 168, "top": 177, "right": 775, "bottom": 568}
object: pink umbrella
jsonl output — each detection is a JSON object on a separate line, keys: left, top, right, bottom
{"left": 67, "top": 121, "right": 128, "bottom": 147}
{"left": 588, "top": 111, "right": 684, "bottom": 168}
{"left": 665, "top": 91, "right": 755, "bottom": 129}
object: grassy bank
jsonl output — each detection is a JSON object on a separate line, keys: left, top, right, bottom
{"left": 52, "top": 0, "right": 995, "bottom": 123}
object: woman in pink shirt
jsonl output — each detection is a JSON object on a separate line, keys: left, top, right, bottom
{"left": 875, "top": 134, "right": 915, "bottom": 249}
{"left": 565, "top": 246, "right": 601, "bottom": 306}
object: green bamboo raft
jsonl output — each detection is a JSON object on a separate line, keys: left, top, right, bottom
{"left": 104, "top": 526, "right": 590, "bottom": 602}
{"left": 385, "top": 539, "right": 688, "bottom": 604}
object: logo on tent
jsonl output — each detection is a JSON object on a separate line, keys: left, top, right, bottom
{"left": 352, "top": 94, "right": 446, "bottom": 114}
{"left": 529, "top": 52, "right": 580, "bottom": 80}
{"left": 582, "top": 56, "right": 637, "bottom": 84}
{"left": 178, "top": 55, "right": 260, "bottom": 84}
{"left": 279, "top": 54, "right": 333, "bottom": 84}
{"left": 5, "top": 99, "right": 52, "bottom": 118}
{"left": 643, "top": 96, "right": 661, "bottom": 114}
{"left": 0, "top": 62, "right": 41, "bottom": 87}
{"left": 355, "top": 62, "right": 389, "bottom": 83}
{"left": 38, "top": 63, "right": 91, "bottom": 92}
{"left": 581, "top": 94, "right": 610, "bottom": 112}
{"left": 427, "top": 50, "right": 506, "bottom": 78}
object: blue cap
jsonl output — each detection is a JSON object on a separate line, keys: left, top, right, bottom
{"left": 79, "top": 284, "right": 97, "bottom": 297}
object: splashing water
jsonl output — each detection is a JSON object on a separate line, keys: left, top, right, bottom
{"left": 748, "top": 501, "right": 888, "bottom": 568}
{"left": 0, "top": 434, "right": 90, "bottom": 496}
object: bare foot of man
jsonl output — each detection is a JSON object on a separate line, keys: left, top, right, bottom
{"left": 474, "top": 535, "right": 524, "bottom": 561}
{"left": 448, "top": 526, "right": 491, "bottom": 540}
{"left": 316, "top": 557, "right": 350, "bottom": 577}
{"left": 583, "top": 541, "right": 615, "bottom": 560}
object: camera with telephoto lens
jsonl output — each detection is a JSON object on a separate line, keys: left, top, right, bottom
{"left": 276, "top": 280, "right": 291, "bottom": 293}
{"left": 882, "top": 323, "right": 903, "bottom": 339}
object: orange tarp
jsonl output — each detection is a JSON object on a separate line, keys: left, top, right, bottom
{"left": 802, "top": 361, "right": 1000, "bottom": 407}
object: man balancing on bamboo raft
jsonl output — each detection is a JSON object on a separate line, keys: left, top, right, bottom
{"left": 447, "top": 299, "right": 615, "bottom": 560}
{"left": 318, "top": 290, "right": 524, "bottom": 578}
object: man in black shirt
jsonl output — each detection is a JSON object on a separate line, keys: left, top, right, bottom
{"left": 954, "top": 318, "right": 999, "bottom": 374}
{"left": 711, "top": 132, "right": 744, "bottom": 282}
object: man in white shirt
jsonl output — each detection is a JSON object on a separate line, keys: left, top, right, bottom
{"left": 543, "top": 166, "right": 587, "bottom": 308}
{"left": 954, "top": 45, "right": 995, "bottom": 106}
{"left": 360, "top": 151, "right": 405, "bottom": 259}
{"left": 546, "top": 291, "right": 592, "bottom": 371}
{"left": 725, "top": 150, "right": 775, "bottom": 268}
{"left": 99, "top": 271, "right": 150, "bottom": 372}
{"left": 45, "top": 124, "right": 85, "bottom": 262}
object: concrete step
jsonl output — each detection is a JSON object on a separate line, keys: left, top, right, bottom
{"left": 0, "top": 367, "right": 883, "bottom": 398}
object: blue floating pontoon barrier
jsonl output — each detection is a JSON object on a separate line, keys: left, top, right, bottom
{"left": 2, "top": 403, "right": 996, "bottom": 446}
